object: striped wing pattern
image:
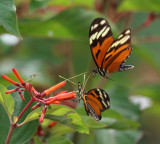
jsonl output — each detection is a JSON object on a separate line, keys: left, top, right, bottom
{"left": 85, "top": 88, "right": 110, "bottom": 121}
{"left": 89, "top": 18, "right": 134, "bottom": 77}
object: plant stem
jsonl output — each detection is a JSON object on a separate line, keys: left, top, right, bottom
{"left": 5, "top": 124, "right": 15, "bottom": 144}
{"left": 5, "top": 98, "right": 35, "bottom": 144}
{"left": 18, "top": 98, "right": 34, "bottom": 120}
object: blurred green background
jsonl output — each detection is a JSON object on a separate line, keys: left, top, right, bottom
{"left": 0, "top": 0, "right": 160, "bottom": 144}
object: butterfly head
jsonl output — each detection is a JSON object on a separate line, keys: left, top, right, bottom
{"left": 77, "top": 82, "right": 85, "bottom": 100}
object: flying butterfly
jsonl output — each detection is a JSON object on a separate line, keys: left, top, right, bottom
{"left": 77, "top": 82, "right": 110, "bottom": 121}
{"left": 89, "top": 18, "right": 134, "bottom": 78}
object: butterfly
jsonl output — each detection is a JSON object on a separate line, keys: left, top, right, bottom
{"left": 77, "top": 82, "right": 110, "bottom": 121}
{"left": 89, "top": 18, "right": 134, "bottom": 78}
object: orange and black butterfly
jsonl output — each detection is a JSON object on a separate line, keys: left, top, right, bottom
{"left": 77, "top": 82, "right": 110, "bottom": 121}
{"left": 89, "top": 18, "right": 134, "bottom": 78}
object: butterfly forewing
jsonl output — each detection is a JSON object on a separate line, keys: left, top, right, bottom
{"left": 89, "top": 18, "right": 114, "bottom": 68}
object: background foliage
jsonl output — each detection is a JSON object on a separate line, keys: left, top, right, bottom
{"left": 0, "top": 0, "right": 160, "bottom": 144}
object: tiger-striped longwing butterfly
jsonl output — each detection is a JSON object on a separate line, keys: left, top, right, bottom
{"left": 89, "top": 18, "right": 134, "bottom": 78}
{"left": 77, "top": 82, "right": 110, "bottom": 121}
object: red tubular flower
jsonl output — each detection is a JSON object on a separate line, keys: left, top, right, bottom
{"left": 32, "top": 102, "right": 41, "bottom": 110}
{"left": 41, "top": 81, "right": 66, "bottom": 97}
{"left": 48, "top": 101, "right": 61, "bottom": 105}
{"left": 5, "top": 88, "right": 19, "bottom": 94}
{"left": 46, "top": 91, "right": 76, "bottom": 105}
{"left": 40, "top": 106, "right": 47, "bottom": 123}
{"left": 1, "top": 75, "right": 20, "bottom": 86}
{"left": 12, "top": 68, "right": 25, "bottom": 86}
{"left": 31, "top": 87, "right": 39, "bottom": 96}
{"left": 48, "top": 121, "right": 57, "bottom": 128}
{"left": 18, "top": 90, "right": 25, "bottom": 101}
{"left": 56, "top": 90, "right": 68, "bottom": 95}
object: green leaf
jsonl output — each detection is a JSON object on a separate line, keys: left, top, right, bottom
{"left": 47, "top": 135, "right": 73, "bottom": 144}
{"left": 30, "top": 0, "right": 50, "bottom": 11}
{"left": 103, "top": 118, "right": 139, "bottom": 130}
{"left": 95, "top": 129, "right": 142, "bottom": 144}
{"left": 118, "top": 0, "right": 160, "bottom": 12}
{"left": 11, "top": 89, "right": 37, "bottom": 123}
{"left": 0, "top": 102, "right": 38, "bottom": 144}
{"left": 30, "top": 0, "right": 94, "bottom": 11}
{"left": 0, "top": 104, "right": 10, "bottom": 144}
{"left": 0, "top": 84, "right": 14, "bottom": 120}
{"left": 107, "top": 86, "right": 141, "bottom": 121}
{"left": 10, "top": 120, "right": 38, "bottom": 144}
{"left": 48, "top": 0, "right": 94, "bottom": 8}
{"left": 33, "top": 136, "right": 44, "bottom": 144}
{"left": 135, "top": 83, "right": 160, "bottom": 101}
{"left": 9, "top": 90, "right": 39, "bottom": 144}
{"left": 0, "top": 0, "right": 21, "bottom": 37}
{"left": 77, "top": 108, "right": 139, "bottom": 130}
{"left": 134, "top": 45, "right": 160, "bottom": 73}
{"left": 81, "top": 116, "right": 106, "bottom": 129}
{"left": 18, "top": 8, "right": 103, "bottom": 40}
{"left": 24, "top": 105, "right": 89, "bottom": 134}
{"left": 4, "top": 89, "right": 38, "bottom": 144}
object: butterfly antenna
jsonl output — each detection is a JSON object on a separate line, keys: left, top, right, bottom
{"left": 84, "top": 74, "right": 91, "bottom": 88}
{"left": 59, "top": 71, "right": 89, "bottom": 85}
{"left": 83, "top": 74, "right": 86, "bottom": 88}
{"left": 59, "top": 75, "right": 77, "bottom": 85}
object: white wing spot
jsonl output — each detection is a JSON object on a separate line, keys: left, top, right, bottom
{"left": 101, "top": 27, "right": 110, "bottom": 37}
{"left": 97, "top": 89, "right": 103, "bottom": 99}
{"left": 120, "top": 35, "right": 130, "bottom": 44}
{"left": 109, "top": 35, "right": 130, "bottom": 49}
{"left": 107, "top": 101, "right": 110, "bottom": 106}
{"left": 91, "top": 26, "right": 94, "bottom": 31}
{"left": 94, "top": 24, "right": 98, "bottom": 29}
{"left": 118, "top": 34, "right": 123, "bottom": 39}
{"left": 96, "top": 26, "right": 107, "bottom": 39}
{"left": 102, "top": 101, "right": 108, "bottom": 108}
{"left": 103, "top": 92, "right": 107, "bottom": 98}
{"left": 92, "top": 32, "right": 98, "bottom": 40}
{"left": 90, "top": 32, "right": 98, "bottom": 44}
{"left": 90, "top": 37, "right": 93, "bottom": 44}
{"left": 100, "top": 20, "right": 106, "bottom": 25}
{"left": 125, "top": 29, "right": 130, "bottom": 34}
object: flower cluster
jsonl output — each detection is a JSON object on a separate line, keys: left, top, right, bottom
{"left": 1, "top": 68, "right": 76, "bottom": 123}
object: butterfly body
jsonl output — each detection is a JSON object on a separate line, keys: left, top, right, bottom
{"left": 89, "top": 18, "right": 134, "bottom": 78}
{"left": 78, "top": 82, "right": 110, "bottom": 121}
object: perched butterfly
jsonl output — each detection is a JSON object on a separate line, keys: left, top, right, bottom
{"left": 89, "top": 18, "right": 134, "bottom": 78}
{"left": 77, "top": 82, "right": 110, "bottom": 121}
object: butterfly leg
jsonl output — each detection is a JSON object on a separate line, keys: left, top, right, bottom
{"left": 119, "top": 65, "right": 134, "bottom": 72}
{"left": 92, "top": 69, "right": 98, "bottom": 77}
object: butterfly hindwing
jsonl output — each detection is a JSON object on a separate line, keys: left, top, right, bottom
{"left": 101, "top": 29, "right": 134, "bottom": 73}
{"left": 85, "top": 88, "right": 110, "bottom": 120}
{"left": 89, "top": 18, "right": 114, "bottom": 68}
